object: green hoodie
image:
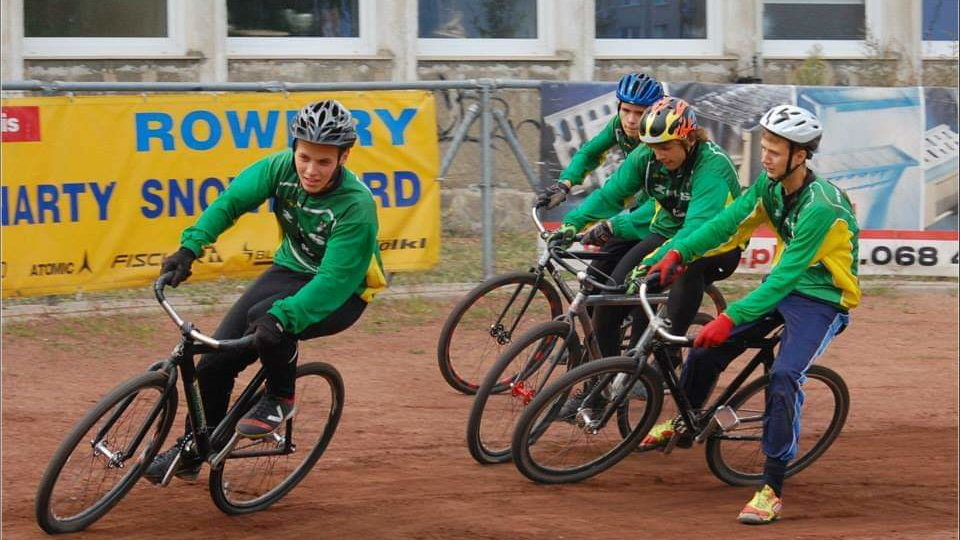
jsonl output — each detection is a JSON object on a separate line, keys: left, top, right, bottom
{"left": 563, "top": 141, "right": 741, "bottom": 245}
{"left": 180, "top": 149, "right": 387, "bottom": 334}
{"left": 557, "top": 114, "right": 654, "bottom": 239}
{"left": 559, "top": 114, "right": 640, "bottom": 185}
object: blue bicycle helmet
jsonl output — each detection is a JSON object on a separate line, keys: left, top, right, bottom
{"left": 616, "top": 73, "right": 664, "bottom": 107}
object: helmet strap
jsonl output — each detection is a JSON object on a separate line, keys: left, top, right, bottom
{"left": 770, "top": 141, "right": 805, "bottom": 184}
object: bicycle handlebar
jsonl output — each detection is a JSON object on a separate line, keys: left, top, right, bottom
{"left": 155, "top": 272, "right": 256, "bottom": 351}
{"left": 638, "top": 272, "right": 690, "bottom": 344}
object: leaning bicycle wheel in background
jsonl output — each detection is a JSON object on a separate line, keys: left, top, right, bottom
{"left": 208, "top": 362, "right": 344, "bottom": 515}
{"left": 438, "top": 272, "right": 564, "bottom": 395}
{"left": 35, "top": 371, "right": 178, "bottom": 534}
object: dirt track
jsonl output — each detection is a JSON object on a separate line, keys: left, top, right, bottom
{"left": 3, "top": 290, "right": 958, "bottom": 539}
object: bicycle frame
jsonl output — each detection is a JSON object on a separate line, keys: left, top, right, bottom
{"left": 485, "top": 207, "right": 617, "bottom": 347}
{"left": 87, "top": 273, "right": 297, "bottom": 487}
{"left": 576, "top": 276, "right": 784, "bottom": 447}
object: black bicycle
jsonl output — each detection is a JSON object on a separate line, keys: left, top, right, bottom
{"left": 35, "top": 273, "right": 344, "bottom": 534}
{"left": 438, "top": 206, "right": 726, "bottom": 395}
{"left": 510, "top": 273, "right": 849, "bottom": 485}
{"left": 465, "top": 244, "right": 714, "bottom": 465}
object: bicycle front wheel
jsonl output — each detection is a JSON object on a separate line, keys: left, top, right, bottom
{"left": 705, "top": 365, "right": 850, "bottom": 486}
{"left": 466, "top": 321, "right": 582, "bottom": 465}
{"left": 511, "top": 357, "right": 664, "bottom": 484}
{"left": 208, "top": 362, "right": 344, "bottom": 514}
{"left": 35, "top": 371, "right": 178, "bottom": 534}
{"left": 438, "top": 271, "right": 564, "bottom": 395}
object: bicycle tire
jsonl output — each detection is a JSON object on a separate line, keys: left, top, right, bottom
{"left": 208, "top": 362, "right": 344, "bottom": 514}
{"left": 466, "top": 320, "right": 582, "bottom": 465}
{"left": 35, "top": 371, "right": 177, "bottom": 534}
{"left": 438, "top": 271, "right": 564, "bottom": 395}
{"left": 705, "top": 364, "right": 849, "bottom": 486}
{"left": 511, "top": 356, "right": 664, "bottom": 484}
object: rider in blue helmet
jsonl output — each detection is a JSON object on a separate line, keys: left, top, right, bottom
{"left": 537, "top": 72, "right": 664, "bottom": 219}
{"left": 536, "top": 72, "right": 665, "bottom": 284}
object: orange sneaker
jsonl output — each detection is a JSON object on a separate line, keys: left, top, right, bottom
{"left": 638, "top": 418, "right": 675, "bottom": 449}
{"left": 738, "top": 485, "right": 782, "bottom": 525}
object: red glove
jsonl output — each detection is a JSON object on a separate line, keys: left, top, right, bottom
{"left": 694, "top": 313, "right": 735, "bottom": 348}
{"left": 647, "top": 250, "right": 686, "bottom": 287}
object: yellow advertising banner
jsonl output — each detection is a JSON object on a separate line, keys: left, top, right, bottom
{"left": 1, "top": 91, "right": 440, "bottom": 297}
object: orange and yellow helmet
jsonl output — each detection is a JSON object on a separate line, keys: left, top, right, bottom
{"left": 638, "top": 97, "right": 698, "bottom": 144}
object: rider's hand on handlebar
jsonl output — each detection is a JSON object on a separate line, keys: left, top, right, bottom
{"left": 625, "top": 264, "right": 649, "bottom": 294}
{"left": 160, "top": 247, "right": 197, "bottom": 287}
{"left": 648, "top": 250, "right": 686, "bottom": 287}
{"left": 582, "top": 220, "right": 614, "bottom": 247}
{"left": 546, "top": 223, "right": 578, "bottom": 248}
{"left": 536, "top": 181, "right": 571, "bottom": 210}
{"left": 694, "top": 313, "right": 735, "bottom": 348}
{"left": 248, "top": 313, "right": 288, "bottom": 351}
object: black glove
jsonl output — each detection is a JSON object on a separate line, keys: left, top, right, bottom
{"left": 160, "top": 247, "right": 196, "bottom": 287}
{"left": 582, "top": 220, "right": 614, "bottom": 247}
{"left": 547, "top": 224, "right": 578, "bottom": 248}
{"left": 249, "top": 313, "right": 287, "bottom": 351}
{"left": 535, "top": 182, "right": 571, "bottom": 210}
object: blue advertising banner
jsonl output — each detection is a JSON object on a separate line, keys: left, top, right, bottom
{"left": 539, "top": 82, "right": 959, "bottom": 276}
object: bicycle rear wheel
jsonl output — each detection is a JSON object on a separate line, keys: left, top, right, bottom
{"left": 208, "top": 362, "right": 344, "bottom": 514}
{"left": 438, "top": 271, "right": 564, "bottom": 395}
{"left": 705, "top": 365, "right": 850, "bottom": 486}
{"left": 466, "top": 321, "right": 582, "bottom": 465}
{"left": 511, "top": 357, "right": 663, "bottom": 484}
{"left": 35, "top": 371, "right": 177, "bottom": 534}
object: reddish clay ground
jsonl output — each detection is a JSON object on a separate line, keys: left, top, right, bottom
{"left": 3, "top": 289, "right": 958, "bottom": 539}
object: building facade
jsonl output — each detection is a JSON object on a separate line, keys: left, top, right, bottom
{"left": 3, "top": 0, "right": 957, "bottom": 234}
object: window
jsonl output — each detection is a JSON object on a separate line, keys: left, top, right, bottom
{"left": 594, "top": 0, "right": 721, "bottom": 57}
{"left": 22, "top": 0, "right": 184, "bottom": 57}
{"left": 417, "top": 0, "right": 553, "bottom": 56}
{"left": 922, "top": 0, "right": 959, "bottom": 57}
{"left": 762, "top": 0, "right": 882, "bottom": 57}
{"left": 227, "top": 0, "right": 374, "bottom": 56}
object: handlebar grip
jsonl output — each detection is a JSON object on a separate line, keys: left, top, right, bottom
{"left": 154, "top": 272, "right": 174, "bottom": 301}
{"left": 216, "top": 334, "right": 257, "bottom": 352}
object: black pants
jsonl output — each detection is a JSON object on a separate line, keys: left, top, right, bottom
{"left": 196, "top": 264, "right": 367, "bottom": 428}
{"left": 593, "top": 237, "right": 742, "bottom": 358}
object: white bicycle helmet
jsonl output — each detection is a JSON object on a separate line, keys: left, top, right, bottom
{"left": 759, "top": 105, "right": 822, "bottom": 149}
{"left": 290, "top": 99, "right": 357, "bottom": 149}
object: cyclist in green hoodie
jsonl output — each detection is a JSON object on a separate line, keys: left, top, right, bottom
{"left": 551, "top": 97, "right": 743, "bottom": 362}
{"left": 636, "top": 105, "right": 860, "bottom": 525}
{"left": 143, "top": 99, "right": 386, "bottom": 484}
{"left": 550, "top": 97, "right": 744, "bottom": 418}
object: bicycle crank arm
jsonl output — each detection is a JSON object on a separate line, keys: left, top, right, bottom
{"left": 159, "top": 451, "right": 183, "bottom": 487}
{"left": 209, "top": 432, "right": 239, "bottom": 470}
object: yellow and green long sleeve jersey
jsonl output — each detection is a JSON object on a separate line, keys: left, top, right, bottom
{"left": 180, "top": 149, "right": 387, "bottom": 334}
{"left": 670, "top": 171, "right": 861, "bottom": 325}
{"left": 562, "top": 141, "right": 741, "bottom": 244}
